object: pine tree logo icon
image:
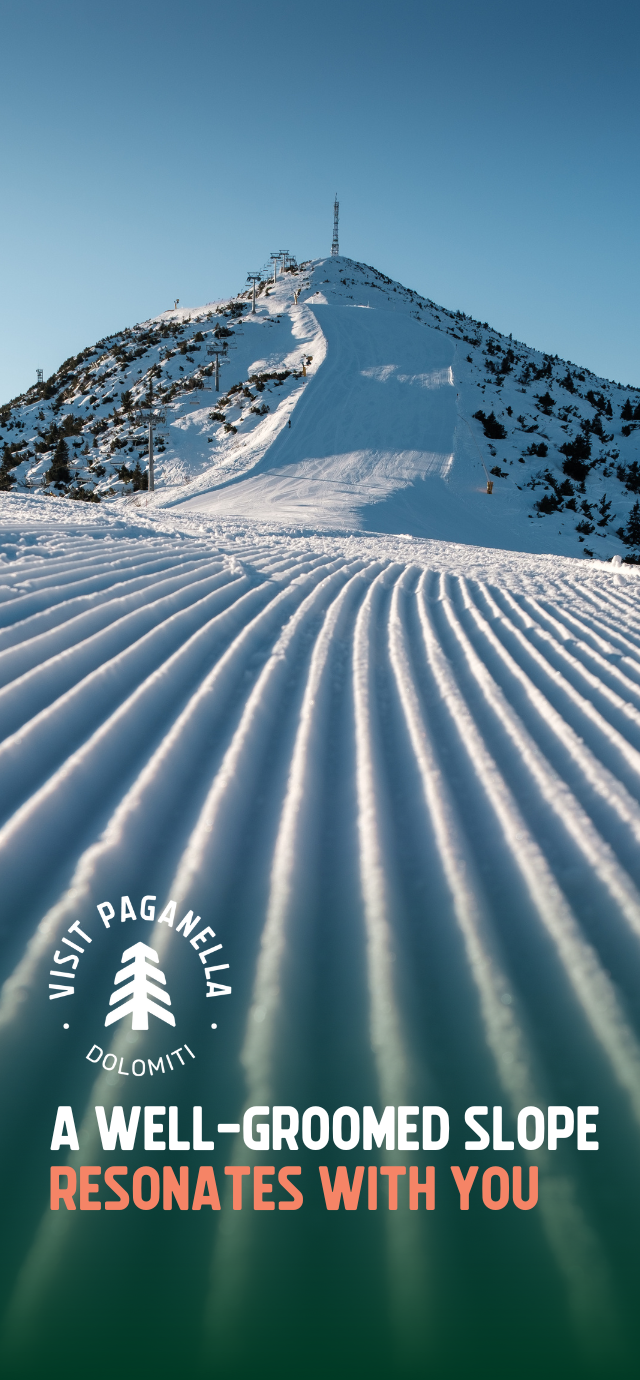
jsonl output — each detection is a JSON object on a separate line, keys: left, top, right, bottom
{"left": 104, "top": 942, "right": 176, "bottom": 1030}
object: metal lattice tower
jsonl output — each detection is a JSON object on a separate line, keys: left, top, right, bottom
{"left": 331, "top": 195, "right": 339, "bottom": 256}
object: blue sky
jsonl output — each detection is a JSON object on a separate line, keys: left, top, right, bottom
{"left": 1, "top": 0, "right": 639, "bottom": 402}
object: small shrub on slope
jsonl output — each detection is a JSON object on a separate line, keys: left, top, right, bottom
{"left": 473, "top": 410, "right": 507, "bottom": 440}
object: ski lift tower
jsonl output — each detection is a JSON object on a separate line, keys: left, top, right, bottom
{"left": 331, "top": 195, "right": 339, "bottom": 256}
{"left": 136, "top": 404, "right": 166, "bottom": 492}
{"left": 247, "top": 273, "right": 261, "bottom": 313}
{"left": 206, "top": 337, "right": 231, "bottom": 391}
{"left": 270, "top": 254, "right": 281, "bottom": 284}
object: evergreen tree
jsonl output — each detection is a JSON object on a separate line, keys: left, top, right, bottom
{"left": 116, "top": 459, "right": 148, "bottom": 492}
{"left": 560, "top": 433, "right": 591, "bottom": 483}
{"left": 621, "top": 398, "right": 634, "bottom": 421}
{"left": 0, "top": 446, "right": 16, "bottom": 491}
{"left": 499, "top": 349, "right": 515, "bottom": 374}
{"left": 131, "top": 460, "right": 148, "bottom": 492}
{"left": 536, "top": 492, "right": 561, "bottom": 514}
{"left": 46, "top": 437, "right": 72, "bottom": 487}
{"left": 133, "top": 460, "right": 148, "bottom": 494}
{"left": 473, "top": 409, "right": 507, "bottom": 440}
{"left": 618, "top": 501, "right": 640, "bottom": 546}
{"left": 617, "top": 460, "right": 640, "bottom": 492}
{"left": 587, "top": 413, "right": 607, "bottom": 440}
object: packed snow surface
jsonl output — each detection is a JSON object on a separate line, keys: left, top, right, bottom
{"left": 1, "top": 498, "right": 640, "bottom": 1360}
{"left": 2, "top": 253, "right": 640, "bottom": 1368}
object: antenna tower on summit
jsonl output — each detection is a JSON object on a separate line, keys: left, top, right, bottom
{"left": 331, "top": 195, "right": 339, "bottom": 256}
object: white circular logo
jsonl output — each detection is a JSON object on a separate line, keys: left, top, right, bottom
{"left": 47, "top": 893, "right": 231, "bottom": 1080}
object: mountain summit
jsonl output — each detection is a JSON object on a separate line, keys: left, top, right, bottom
{"left": 3, "top": 256, "right": 640, "bottom": 557}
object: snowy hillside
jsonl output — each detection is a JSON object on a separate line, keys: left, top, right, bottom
{"left": 3, "top": 256, "right": 640, "bottom": 559}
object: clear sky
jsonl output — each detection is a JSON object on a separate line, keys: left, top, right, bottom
{"left": 1, "top": 0, "right": 639, "bottom": 403}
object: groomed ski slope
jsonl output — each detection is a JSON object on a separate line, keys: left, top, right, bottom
{"left": 169, "top": 301, "right": 461, "bottom": 535}
{"left": 1, "top": 499, "right": 640, "bottom": 1355}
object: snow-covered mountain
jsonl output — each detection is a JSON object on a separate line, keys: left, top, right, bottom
{"left": 3, "top": 255, "right": 640, "bottom": 558}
